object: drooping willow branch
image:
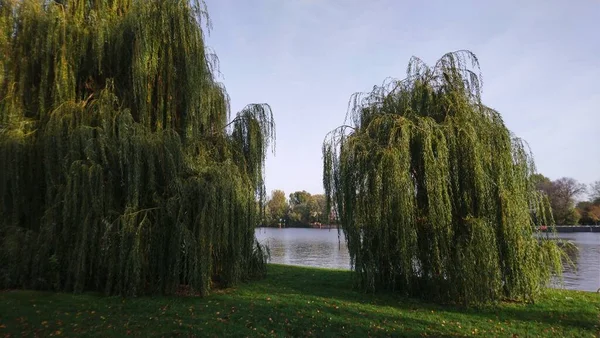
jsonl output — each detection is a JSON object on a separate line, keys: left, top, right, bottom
{"left": 323, "top": 50, "right": 563, "bottom": 305}
{"left": 0, "top": 0, "right": 274, "bottom": 296}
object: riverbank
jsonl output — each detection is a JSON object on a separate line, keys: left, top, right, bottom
{"left": 0, "top": 265, "right": 598, "bottom": 337}
{"left": 260, "top": 224, "right": 339, "bottom": 229}
{"left": 554, "top": 225, "right": 600, "bottom": 232}
{"left": 264, "top": 225, "right": 600, "bottom": 232}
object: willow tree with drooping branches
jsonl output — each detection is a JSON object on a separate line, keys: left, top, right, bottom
{"left": 323, "top": 50, "right": 562, "bottom": 305}
{"left": 0, "top": 0, "right": 274, "bottom": 296}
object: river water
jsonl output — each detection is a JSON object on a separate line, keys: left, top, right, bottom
{"left": 255, "top": 227, "right": 599, "bottom": 292}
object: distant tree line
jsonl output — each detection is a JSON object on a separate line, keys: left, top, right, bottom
{"left": 266, "top": 177, "right": 600, "bottom": 227}
{"left": 533, "top": 175, "right": 600, "bottom": 225}
{"left": 262, "top": 190, "right": 333, "bottom": 227}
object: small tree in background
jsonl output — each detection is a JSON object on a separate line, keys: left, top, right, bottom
{"left": 266, "top": 190, "right": 288, "bottom": 226}
{"left": 534, "top": 176, "right": 586, "bottom": 225}
{"left": 590, "top": 181, "right": 600, "bottom": 203}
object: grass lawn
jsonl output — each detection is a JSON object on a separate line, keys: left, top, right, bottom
{"left": 0, "top": 264, "right": 598, "bottom": 337}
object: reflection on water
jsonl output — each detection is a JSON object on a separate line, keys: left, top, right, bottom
{"left": 550, "top": 232, "right": 600, "bottom": 292}
{"left": 255, "top": 227, "right": 350, "bottom": 270}
{"left": 256, "top": 228, "right": 600, "bottom": 292}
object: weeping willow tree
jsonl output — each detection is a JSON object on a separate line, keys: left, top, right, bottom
{"left": 323, "top": 50, "right": 562, "bottom": 305}
{"left": 0, "top": 0, "right": 274, "bottom": 296}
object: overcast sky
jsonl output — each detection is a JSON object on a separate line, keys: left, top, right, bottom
{"left": 204, "top": 0, "right": 599, "bottom": 197}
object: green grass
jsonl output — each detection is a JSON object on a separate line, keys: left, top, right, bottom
{"left": 0, "top": 264, "right": 598, "bottom": 337}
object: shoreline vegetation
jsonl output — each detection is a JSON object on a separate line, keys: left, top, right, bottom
{"left": 0, "top": 265, "right": 597, "bottom": 337}
{"left": 551, "top": 225, "right": 600, "bottom": 233}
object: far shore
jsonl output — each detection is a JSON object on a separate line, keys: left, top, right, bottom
{"left": 553, "top": 225, "right": 600, "bottom": 233}
{"left": 261, "top": 225, "right": 600, "bottom": 233}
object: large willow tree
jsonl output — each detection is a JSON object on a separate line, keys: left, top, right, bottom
{"left": 0, "top": 0, "right": 274, "bottom": 296}
{"left": 323, "top": 51, "right": 561, "bottom": 304}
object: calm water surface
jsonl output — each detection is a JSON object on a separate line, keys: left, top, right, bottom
{"left": 551, "top": 232, "right": 600, "bottom": 292}
{"left": 255, "top": 228, "right": 599, "bottom": 292}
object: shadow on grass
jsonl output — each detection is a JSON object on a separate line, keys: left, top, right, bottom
{"left": 0, "top": 264, "right": 597, "bottom": 337}
{"left": 254, "top": 264, "right": 599, "bottom": 333}
{"left": 0, "top": 289, "right": 456, "bottom": 337}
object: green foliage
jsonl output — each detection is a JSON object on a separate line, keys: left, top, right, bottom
{"left": 262, "top": 190, "right": 330, "bottom": 227}
{"left": 0, "top": 0, "right": 274, "bottom": 296}
{"left": 564, "top": 208, "right": 581, "bottom": 225}
{"left": 307, "top": 194, "right": 327, "bottom": 223}
{"left": 323, "top": 51, "right": 563, "bottom": 304}
{"left": 289, "top": 190, "right": 312, "bottom": 207}
{"left": 287, "top": 191, "right": 310, "bottom": 226}
{"left": 287, "top": 191, "right": 328, "bottom": 226}
{"left": 265, "top": 190, "right": 288, "bottom": 226}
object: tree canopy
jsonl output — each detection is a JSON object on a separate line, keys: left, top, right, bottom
{"left": 265, "top": 190, "right": 288, "bottom": 225}
{"left": 590, "top": 181, "right": 600, "bottom": 203}
{"left": 574, "top": 180, "right": 600, "bottom": 225}
{"left": 263, "top": 190, "right": 329, "bottom": 227}
{"left": 323, "top": 51, "right": 563, "bottom": 304}
{"left": 0, "top": 0, "right": 274, "bottom": 296}
{"left": 534, "top": 175, "right": 589, "bottom": 225}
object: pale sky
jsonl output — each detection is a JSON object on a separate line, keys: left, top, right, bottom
{"left": 204, "top": 0, "right": 600, "bottom": 196}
